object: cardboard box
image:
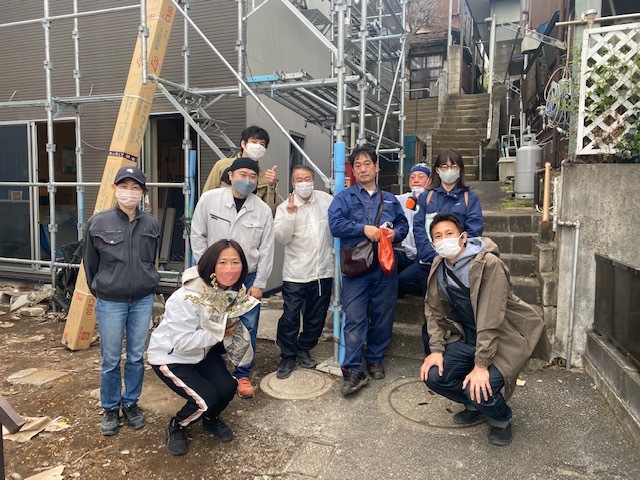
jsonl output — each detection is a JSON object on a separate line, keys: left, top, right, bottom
{"left": 62, "top": 0, "right": 176, "bottom": 350}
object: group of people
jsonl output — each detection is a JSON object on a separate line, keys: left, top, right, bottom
{"left": 83, "top": 125, "right": 549, "bottom": 456}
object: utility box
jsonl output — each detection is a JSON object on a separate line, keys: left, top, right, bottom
{"left": 403, "top": 135, "right": 427, "bottom": 184}
{"left": 515, "top": 134, "right": 542, "bottom": 199}
{"left": 497, "top": 157, "right": 515, "bottom": 183}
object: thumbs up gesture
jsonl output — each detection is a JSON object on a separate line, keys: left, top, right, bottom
{"left": 265, "top": 165, "right": 277, "bottom": 187}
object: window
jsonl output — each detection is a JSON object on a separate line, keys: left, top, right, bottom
{"left": 409, "top": 54, "right": 443, "bottom": 99}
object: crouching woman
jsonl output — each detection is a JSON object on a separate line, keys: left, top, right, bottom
{"left": 147, "top": 239, "right": 258, "bottom": 455}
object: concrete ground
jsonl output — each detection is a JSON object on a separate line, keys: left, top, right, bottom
{"left": 135, "top": 309, "right": 640, "bottom": 480}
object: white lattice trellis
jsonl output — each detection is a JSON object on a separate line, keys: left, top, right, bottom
{"left": 577, "top": 22, "right": 640, "bottom": 156}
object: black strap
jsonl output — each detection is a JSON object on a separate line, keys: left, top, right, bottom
{"left": 374, "top": 189, "right": 384, "bottom": 227}
{"left": 443, "top": 264, "right": 470, "bottom": 295}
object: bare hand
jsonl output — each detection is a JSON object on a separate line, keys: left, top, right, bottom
{"left": 462, "top": 365, "right": 492, "bottom": 402}
{"left": 248, "top": 286, "right": 263, "bottom": 300}
{"left": 264, "top": 165, "right": 277, "bottom": 187}
{"left": 364, "top": 225, "right": 380, "bottom": 242}
{"left": 384, "top": 228, "right": 396, "bottom": 242}
{"left": 420, "top": 352, "right": 443, "bottom": 381}
{"left": 224, "top": 322, "right": 236, "bottom": 337}
{"left": 286, "top": 193, "right": 298, "bottom": 214}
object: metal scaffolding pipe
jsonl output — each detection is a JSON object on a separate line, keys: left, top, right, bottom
{"left": 357, "top": 0, "right": 368, "bottom": 145}
{"left": 0, "top": 4, "right": 140, "bottom": 30}
{"left": 43, "top": 0, "right": 58, "bottom": 287}
{"left": 169, "top": 0, "right": 331, "bottom": 188}
{"left": 73, "top": 0, "right": 85, "bottom": 240}
{"left": 183, "top": 0, "right": 192, "bottom": 269}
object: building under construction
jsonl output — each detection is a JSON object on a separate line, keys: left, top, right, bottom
{"left": 0, "top": 0, "right": 409, "bottom": 292}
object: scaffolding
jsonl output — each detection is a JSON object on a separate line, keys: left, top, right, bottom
{"left": 0, "top": 0, "right": 407, "bottom": 361}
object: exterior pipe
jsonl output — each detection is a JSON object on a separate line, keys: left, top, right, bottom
{"left": 332, "top": 0, "right": 347, "bottom": 367}
{"left": 398, "top": 0, "right": 407, "bottom": 193}
{"left": 541, "top": 162, "right": 552, "bottom": 228}
{"left": 557, "top": 219, "right": 580, "bottom": 369}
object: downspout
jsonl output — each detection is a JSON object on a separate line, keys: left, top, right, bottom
{"left": 555, "top": 218, "right": 580, "bottom": 370}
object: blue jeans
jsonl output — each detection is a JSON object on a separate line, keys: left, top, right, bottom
{"left": 425, "top": 341, "right": 512, "bottom": 427}
{"left": 95, "top": 294, "right": 153, "bottom": 410}
{"left": 233, "top": 272, "right": 260, "bottom": 379}
{"left": 341, "top": 267, "right": 397, "bottom": 372}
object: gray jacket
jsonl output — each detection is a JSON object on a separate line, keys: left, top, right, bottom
{"left": 83, "top": 206, "right": 160, "bottom": 302}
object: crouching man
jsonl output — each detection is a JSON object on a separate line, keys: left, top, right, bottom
{"left": 419, "top": 213, "right": 550, "bottom": 446}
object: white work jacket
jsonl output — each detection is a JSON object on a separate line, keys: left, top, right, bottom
{"left": 396, "top": 191, "right": 417, "bottom": 260}
{"left": 191, "top": 187, "right": 274, "bottom": 289}
{"left": 274, "top": 190, "right": 334, "bottom": 283}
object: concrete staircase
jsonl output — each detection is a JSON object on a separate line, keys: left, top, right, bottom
{"left": 431, "top": 94, "right": 490, "bottom": 181}
{"left": 389, "top": 210, "right": 556, "bottom": 360}
{"left": 404, "top": 93, "right": 490, "bottom": 181}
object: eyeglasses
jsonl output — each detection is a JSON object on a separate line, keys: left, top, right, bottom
{"left": 438, "top": 165, "right": 461, "bottom": 171}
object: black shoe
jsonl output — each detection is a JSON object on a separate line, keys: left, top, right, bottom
{"left": 340, "top": 369, "right": 369, "bottom": 396}
{"left": 367, "top": 362, "right": 385, "bottom": 380}
{"left": 296, "top": 350, "right": 318, "bottom": 369}
{"left": 122, "top": 403, "right": 145, "bottom": 430}
{"left": 276, "top": 358, "right": 297, "bottom": 379}
{"left": 203, "top": 416, "right": 233, "bottom": 442}
{"left": 489, "top": 424, "right": 513, "bottom": 446}
{"left": 452, "top": 409, "right": 484, "bottom": 426}
{"left": 166, "top": 418, "right": 188, "bottom": 456}
{"left": 100, "top": 408, "right": 120, "bottom": 436}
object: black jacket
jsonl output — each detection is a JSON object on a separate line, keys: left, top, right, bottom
{"left": 83, "top": 205, "right": 160, "bottom": 302}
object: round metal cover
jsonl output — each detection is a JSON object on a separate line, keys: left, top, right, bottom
{"left": 378, "top": 377, "right": 484, "bottom": 434}
{"left": 260, "top": 369, "right": 334, "bottom": 400}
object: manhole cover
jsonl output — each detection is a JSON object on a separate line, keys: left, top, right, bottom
{"left": 378, "top": 377, "right": 485, "bottom": 434}
{"left": 260, "top": 369, "right": 334, "bottom": 400}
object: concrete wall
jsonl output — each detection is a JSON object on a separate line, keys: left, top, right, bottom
{"left": 555, "top": 164, "right": 640, "bottom": 367}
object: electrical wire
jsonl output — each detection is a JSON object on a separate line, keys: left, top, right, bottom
{"left": 544, "top": 66, "right": 571, "bottom": 130}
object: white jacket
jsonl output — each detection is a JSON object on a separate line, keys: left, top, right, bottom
{"left": 147, "top": 267, "right": 257, "bottom": 366}
{"left": 274, "top": 190, "right": 334, "bottom": 283}
{"left": 191, "top": 187, "right": 274, "bottom": 289}
{"left": 396, "top": 191, "right": 418, "bottom": 260}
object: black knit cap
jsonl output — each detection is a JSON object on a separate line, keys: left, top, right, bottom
{"left": 228, "top": 157, "right": 259, "bottom": 175}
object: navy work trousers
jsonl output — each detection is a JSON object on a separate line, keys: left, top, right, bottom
{"left": 425, "top": 341, "right": 512, "bottom": 428}
{"left": 341, "top": 266, "right": 398, "bottom": 372}
{"left": 277, "top": 278, "right": 332, "bottom": 360}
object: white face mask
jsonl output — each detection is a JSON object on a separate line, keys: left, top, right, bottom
{"left": 294, "top": 181, "right": 314, "bottom": 198}
{"left": 411, "top": 186, "right": 425, "bottom": 197}
{"left": 433, "top": 234, "right": 464, "bottom": 260}
{"left": 245, "top": 143, "right": 266, "bottom": 161}
{"left": 438, "top": 168, "right": 460, "bottom": 185}
{"left": 115, "top": 189, "right": 143, "bottom": 209}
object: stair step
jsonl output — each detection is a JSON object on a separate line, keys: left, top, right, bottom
{"left": 388, "top": 322, "right": 425, "bottom": 360}
{"left": 483, "top": 213, "right": 541, "bottom": 233}
{"left": 395, "top": 296, "right": 425, "bottom": 325}
{"left": 501, "top": 253, "right": 537, "bottom": 277}
{"left": 512, "top": 276, "right": 541, "bottom": 305}
{"left": 485, "top": 232, "right": 536, "bottom": 255}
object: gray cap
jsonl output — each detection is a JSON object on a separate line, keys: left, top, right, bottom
{"left": 114, "top": 166, "right": 146, "bottom": 187}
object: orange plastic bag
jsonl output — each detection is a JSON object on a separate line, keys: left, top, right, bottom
{"left": 378, "top": 227, "right": 395, "bottom": 276}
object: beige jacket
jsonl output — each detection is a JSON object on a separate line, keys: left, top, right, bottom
{"left": 202, "top": 154, "right": 278, "bottom": 215}
{"left": 425, "top": 237, "right": 551, "bottom": 399}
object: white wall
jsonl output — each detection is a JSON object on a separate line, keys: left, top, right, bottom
{"left": 555, "top": 164, "right": 640, "bottom": 367}
{"left": 245, "top": 0, "right": 334, "bottom": 290}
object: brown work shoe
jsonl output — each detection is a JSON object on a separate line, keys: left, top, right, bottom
{"left": 367, "top": 363, "right": 385, "bottom": 380}
{"left": 237, "top": 377, "right": 255, "bottom": 398}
